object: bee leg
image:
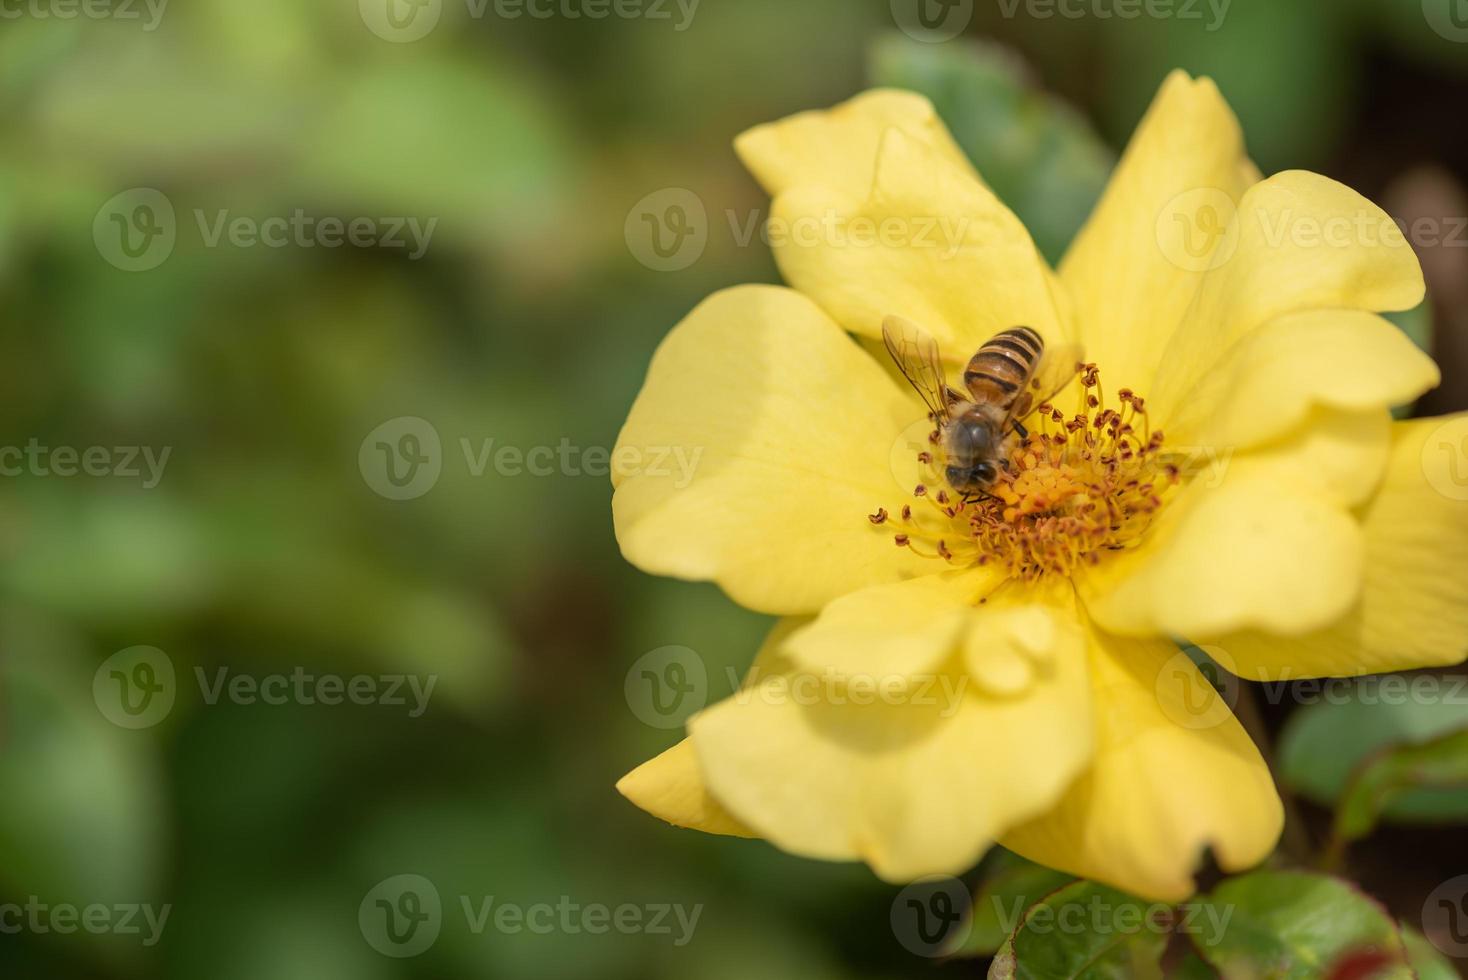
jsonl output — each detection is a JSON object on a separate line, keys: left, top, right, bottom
{"left": 1011, "top": 420, "right": 1029, "bottom": 440}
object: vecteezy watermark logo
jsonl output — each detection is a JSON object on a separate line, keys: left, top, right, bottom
{"left": 890, "top": 0, "right": 973, "bottom": 42}
{"left": 1158, "top": 193, "right": 1442, "bottom": 272}
{"left": 628, "top": 654, "right": 971, "bottom": 730}
{"left": 360, "top": 0, "right": 443, "bottom": 41}
{"left": 728, "top": 209, "right": 973, "bottom": 258}
{"left": 94, "top": 648, "right": 439, "bottom": 727}
{"left": 992, "top": 0, "right": 1231, "bottom": 30}
{"left": 360, "top": 417, "right": 444, "bottom": 501}
{"left": 459, "top": 896, "right": 702, "bottom": 946}
{"left": 93, "top": 646, "right": 177, "bottom": 730}
{"left": 359, "top": 421, "right": 704, "bottom": 500}
{"left": 625, "top": 188, "right": 708, "bottom": 272}
{"left": 1157, "top": 645, "right": 1240, "bottom": 731}
{"left": 1422, "top": 875, "right": 1468, "bottom": 957}
{"left": 0, "top": 0, "right": 169, "bottom": 29}
{"left": 360, "top": 878, "right": 702, "bottom": 957}
{"left": 1156, "top": 187, "right": 1240, "bottom": 273}
{"left": 361, "top": 0, "right": 698, "bottom": 41}
{"left": 1254, "top": 672, "right": 1468, "bottom": 708}
{"left": 625, "top": 646, "right": 708, "bottom": 729}
{"left": 1007, "top": 895, "right": 1233, "bottom": 947}
{"left": 94, "top": 191, "right": 437, "bottom": 271}
{"left": 1423, "top": 415, "right": 1468, "bottom": 502}
{"left": 360, "top": 875, "right": 443, "bottom": 958}
{"left": 193, "top": 210, "right": 436, "bottom": 258}
{"left": 94, "top": 188, "right": 176, "bottom": 272}
{"left": 630, "top": 191, "right": 976, "bottom": 274}
{"left": 0, "top": 440, "right": 171, "bottom": 488}
{"left": 1423, "top": 0, "right": 1468, "bottom": 42}
{"left": 195, "top": 667, "right": 437, "bottom": 717}
{"left": 0, "top": 898, "right": 171, "bottom": 946}
{"left": 891, "top": 876, "right": 971, "bottom": 957}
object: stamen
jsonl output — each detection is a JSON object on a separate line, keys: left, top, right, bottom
{"left": 869, "top": 367, "right": 1181, "bottom": 583}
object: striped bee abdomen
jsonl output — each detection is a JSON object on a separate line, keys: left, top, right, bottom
{"left": 963, "top": 326, "right": 1044, "bottom": 405}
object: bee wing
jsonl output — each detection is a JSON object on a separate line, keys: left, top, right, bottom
{"left": 1008, "top": 341, "right": 1085, "bottom": 425}
{"left": 882, "top": 315, "right": 954, "bottom": 422}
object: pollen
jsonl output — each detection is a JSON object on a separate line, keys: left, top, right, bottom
{"left": 870, "top": 366, "right": 1180, "bottom": 583}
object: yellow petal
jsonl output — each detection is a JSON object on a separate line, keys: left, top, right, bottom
{"left": 1059, "top": 70, "right": 1252, "bottom": 397}
{"left": 688, "top": 593, "right": 1094, "bottom": 881}
{"left": 963, "top": 578, "right": 1077, "bottom": 698}
{"left": 1001, "top": 626, "right": 1282, "bottom": 902}
{"left": 617, "top": 618, "right": 806, "bottom": 838}
{"left": 1212, "top": 415, "right": 1468, "bottom": 680}
{"left": 783, "top": 568, "right": 1001, "bottom": 682}
{"left": 769, "top": 126, "right": 1069, "bottom": 355}
{"left": 1227, "top": 408, "right": 1392, "bottom": 509}
{"left": 616, "top": 739, "right": 757, "bottom": 839}
{"left": 1162, "top": 309, "right": 1440, "bottom": 453}
{"left": 1151, "top": 170, "right": 1425, "bottom": 421}
{"left": 1082, "top": 411, "right": 1382, "bottom": 638}
{"left": 612, "top": 285, "right": 931, "bottom": 615}
{"left": 734, "top": 89, "right": 977, "bottom": 201}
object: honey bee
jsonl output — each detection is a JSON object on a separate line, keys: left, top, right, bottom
{"left": 882, "top": 315, "right": 1084, "bottom": 496}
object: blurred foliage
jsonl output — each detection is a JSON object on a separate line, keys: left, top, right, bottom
{"left": 1406, "top": 925, "right": 1462, "bottom": 980}
{"left": 1191, "top": 871, "right": 1413, "bottom": 980}
{"left": 1331, "top": 727, "right": 1468, "bottom": 850}
{"left": 868, "top": 35, "right": 1113, "bottom": 265}
{"left": 0, "top": 1, "right": 1465, "bottom": 978}
{"left": 987, "top": 870, "right": 1425, "bottom": 979}
{"left": 1279, "top": 685, "right": 1468, "bottom": 825}
{"left": 950, "top": 848, "right": 1073, "bottom": 958}
{"left": 988, "top": 879, "right": 1171, "bottom": 976}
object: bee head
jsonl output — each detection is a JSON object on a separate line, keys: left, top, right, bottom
{"left": 943, "top": 417, "right": 1001, "bottom": 492}
{"left": 944, "top": 460, "right": 999, "bottom": 493}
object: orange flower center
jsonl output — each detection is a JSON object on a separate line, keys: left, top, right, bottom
{"left": 870, "top": 365, "right": 1180, "bottom": 583}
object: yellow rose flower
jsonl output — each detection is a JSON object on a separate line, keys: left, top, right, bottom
{"left": 610, "top": 70, "right": 1468, "bottom": 902}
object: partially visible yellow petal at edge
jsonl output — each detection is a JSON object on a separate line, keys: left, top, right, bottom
{"left": 1161, "top": 309, "right": 1440, "bottom": 453}
{"left": 1081, "top": 410, "right": 1382, "bottom": 640}
{"left": 734, "top": 88, "right": 979, "bottom": 201}
{"left": 770, "top": 125, "right": 1069, "bottom": 356}
{"left": 687, "top": 591, "right": 1094, "bottom": 882}
{"left": 1214, "top": 415, "right": 1468, "bottom": 680}
{"left": 616, "top": 618, "right": 807, "bottom": 838}
{"left": 616, "top": 738, "right": 756, "bottom": 839}
{"left": 612, "top": 284, "right": 932, "bottom": 616}
{"left": 1001, "top": 624, "right": 1282, "bottom": 902}
{"left": 1059, "top": 70, "right": 1253, "bottom": 398}
{"left": 783, "top": 568, "right": 1003, "bottom": 683}
{"left": 1151, "top": 170, "right": 1425, "bottom": 423}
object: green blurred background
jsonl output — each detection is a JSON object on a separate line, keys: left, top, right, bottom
{"left": 1, "top": 0, "right": 1467, "bottom": 976}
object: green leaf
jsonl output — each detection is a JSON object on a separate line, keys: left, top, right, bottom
{"left": 1385, "top": 302, "right": 1434, "bottom": 418}
{"left": 868, "top": 34, "right": 1114, "bottom": 265}
{"left": 1168, "top": 951, "right": 1219, "bottom": 979}
{"left": 1402, "top": 925, "right": 1458, "bottom": 980}
{"left": 1332, "top": 727, "right": 1468, "bottom": 845}
{"left": 294, "top": 59, "right": 576, "bottom": 247}
{"left": 1357, "top": 0, "right": 1468, "bottom": 76}
{"left": 1190, "top": 871, "right": 1411, "bottom": 979}
{"left": 1095, "top": 1, "right": 1349, "bottom": 173}
{"left": 950, "top": 849, "right": 1074, "bottom": 957}
{"left": 1278, "top": 685, "right": 1468, "bottom": 824}
{"left": 0, "top": 618, "right": 169, "bottom": 967}
{"left": 987, "top": 880, "right": 1169, "bottom": 979}
{"left": 1385, "top": 301, "right": 1433, "bottom": 355}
